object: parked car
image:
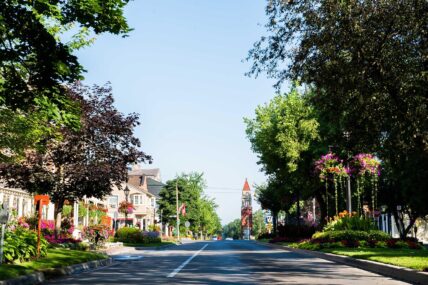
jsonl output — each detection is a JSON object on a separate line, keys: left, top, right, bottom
{"left": 225, "top": 237, "right": 233, "bottom": 241}
{"left": 212, "top": 237, "right": 218, "bottom": 241}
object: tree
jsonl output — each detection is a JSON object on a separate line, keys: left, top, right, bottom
{"left": 252, "top": 209, "right": 265, "bottom": 238}
{"left": 158, "top": 172, "right": 221, "bottom": 238}
{"left": 245, "top": 86, "right": 320, "bottom": 226}
{"left": 0, "top": 0, "right": 132, "bottom": 157}
{"left": 222, "top": 219, "right": 241, "bottom": 240}
{"left": 248, "top": 0, "right": 428, "bottom": 238}
{"left": 0, "top": 83, "right": 150, "bottom": 234}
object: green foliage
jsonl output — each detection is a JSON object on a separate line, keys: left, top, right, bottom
{"left": 0, "top": 0, "right": 133, "bottom": 158}
{"left": 222, "top": 219, "right": 242, "bottom": 240}
{"left": 114, "top": 228, "right": 161, "bottom": 244}
{"left": 323, "top": 215, "right": 377, "bottom": 232}
{"left": 244, "top": 85, "right": 319, "bottom": 175}
{"left": 3, "top": 228, "right": 48, "bottom": 263}
{"left": 62, "top": 205, "right": 73, "bottom": 217}
{"left": 312, "top": 230, "right": 390, "bottom": 242}
{"left": 158, "top": 173, "right": 221, "bottom": 237}
{"left": 248, "top": 0, "right": 428, "bottom": 236}
{"left": 252, "top": 210, "right": 265, "bottom": 237}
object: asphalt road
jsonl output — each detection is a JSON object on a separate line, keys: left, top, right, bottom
{"left": 47, "top": 241, "right": 409, "bottom": 284}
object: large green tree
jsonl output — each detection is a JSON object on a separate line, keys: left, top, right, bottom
{"left": 248, "top": 0, "right": 428, "bottom": 238}
{"left": 158, "top": 173, "right": 221, "bottom": 238}
{"left": 0, "top": 0, "right": 132, "bottom": 159}
{"left": 245, "top": 86, "right": 321, "bottom": 225}
{"left": 0, "top": 83, "right": 149, "bottom": 234}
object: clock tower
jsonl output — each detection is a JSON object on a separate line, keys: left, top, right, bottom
{"left": 241, "top": 179, "right": 253, "bottom": 239}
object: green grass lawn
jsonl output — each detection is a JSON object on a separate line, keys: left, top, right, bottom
{"left": 321, "top": 247, "right": 428, "bottom": 271}
{"left": 0, "top": 248, "right": 107, "bottom": 280}
{"left": 123, "top": 241, "right": 175, "bottom": 247}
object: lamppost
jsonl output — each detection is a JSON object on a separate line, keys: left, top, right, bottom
{"left": 343, "top": 131, "right": 352, "bottom": 213}
{"left": 124, "top": 185, "right": 130, "bottom": 227}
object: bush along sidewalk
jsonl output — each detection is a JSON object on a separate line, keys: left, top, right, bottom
{"left": 286, "top": 211, "right": 428, "bottom": 271}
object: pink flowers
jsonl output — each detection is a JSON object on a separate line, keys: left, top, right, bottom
{"left": 118, "top": 201, "right": 135, "bottom": 214}
{"left": 352, "top": 153, "right": 381, "bottom": 176}
{"left": 314, "top": 152, "right": 348, "bottom": 181}
{"left": 41, "top": 220, "right": 55, "bottom": 231}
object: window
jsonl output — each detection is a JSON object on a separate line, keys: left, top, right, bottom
{"left": 132, "top": 195, "right": 143, "bottom": 205}
{"left": 108, "top": 196, "right": 118, "bottom": 208}
{"left": 151, "top": 198, "right": 155, "bottom": 207}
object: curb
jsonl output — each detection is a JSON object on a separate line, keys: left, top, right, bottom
{"left": 134, "top": 243, "right": 177, "bottom": 251}
{"left": 0, "top": 258, "right": 113, "bottom": 285}
{"left": 255, "top": 241, "right": 428, "bottom": 285}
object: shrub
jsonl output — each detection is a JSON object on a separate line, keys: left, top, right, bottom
{"left": 3, "top": 228, "right": 48, "bottom": 263}
{"left": 376, "top": 241, "right": 388, "bottom": 248}
{"left": 269, "top": 236, "right": 304, "bottom": 243}
{"left": 367, "top": 230, "right": 390, "bottom": 241}
{"left": 83, "top": 224, "right": 111, "bottom": 245}
{"left": 407, "top": 241, "right": 422, "bottom": 249}
{"left": 291, "top": 241, "right": 321, "bottom": 251}
{"left": 115, "top": 228, "right": 161, "bottom": 244}
{"left": 341, "top": 239, "right": 360, "bottom": 248}
{"left": 312, "top": 230, "right": 390, "bottom": 243}
{"left": 324, "top": 213, "right": 377, "bottom": 232}
{"left": 277, "top": 224, "right": 317, "bottom": 239}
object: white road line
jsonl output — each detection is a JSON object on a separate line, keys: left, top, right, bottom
{"left": 167, "top": 243, "right": 209, "bottom": 278}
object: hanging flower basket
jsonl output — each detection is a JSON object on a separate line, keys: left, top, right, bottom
{"left": 351, "top": 153, "right": 381, "bottom": 216}
{"left": 315, "top": 152, "right": 349, "bottom": 217}
{"left": 118, "top": 201, "right": 135, "bottom": 215}
{"left": 351, "top": 153, "right": 381, "bottom": 176}
{"left": 314, "top": 152, "right": 349, "bottom": 181}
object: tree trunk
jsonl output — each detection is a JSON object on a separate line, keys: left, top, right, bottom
{"left": 315, "top": 190, "right": 327, "bottom": 225}
{"left": 393, "top": 209, "right": 417, "bottom": 240}
{"left": 272, "top": 211, "right": 278, "bottom": 237}
{"left": 54, "top": 200, "right": 64, "bottom": 239}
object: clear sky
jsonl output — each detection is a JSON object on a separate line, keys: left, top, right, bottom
{"left": 76, "top": 0, "right": 287, "bottom": 224}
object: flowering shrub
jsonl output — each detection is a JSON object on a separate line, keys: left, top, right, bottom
{"left": 82, "top": 224, "right": 112, "bottom": 245}
{"left": 118, "top": 201, "right": 135, "bottom": 215}
{"left": 44, "top": 234, "right": 81, "bottom": 244}
{"left": 323, "top": 210, "right": 377, "bottom": 232}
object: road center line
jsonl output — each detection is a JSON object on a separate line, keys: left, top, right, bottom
{"left": 167, "top": 243, "right": 208, "bottom": 278}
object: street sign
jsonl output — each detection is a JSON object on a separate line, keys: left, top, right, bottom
{"left": 266, "top": 216, "right": 273, "bottom": 223}
{"left": 185, "top": 221, "right": 190, "bottom": 228}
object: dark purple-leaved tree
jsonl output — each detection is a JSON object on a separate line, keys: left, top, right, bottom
{"left": 0, "top": 83, "right": 151, "bottom": 235}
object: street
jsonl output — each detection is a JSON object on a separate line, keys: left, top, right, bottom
{"left": 47, "top": 241, "right": 409, "bottom": 284}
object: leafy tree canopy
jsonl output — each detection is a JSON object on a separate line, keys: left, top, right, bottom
{"left": 0, "top": 83, "right": 150, "bottom": 231}
{"left": 158, "top": 172, "right": 221, "bottom": 237}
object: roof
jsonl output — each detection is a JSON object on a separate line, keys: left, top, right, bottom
{"left": 242, "top": 179, "right": 251, "bottom": 192}
{"left": 128, "top": 168, "right": 160, "bottom": 177}
{"left": 146, "top": 177, "right": 165, "bottom": 198}
{"left": 126, "top": 183, "right": 154, "bottom": 198}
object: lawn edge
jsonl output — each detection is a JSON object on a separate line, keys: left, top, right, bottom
{"left": 0, "top": 257, "right": 112, "bottom": 285}
{"left": 255, "top": 241, "right": 428, "bottom": 285}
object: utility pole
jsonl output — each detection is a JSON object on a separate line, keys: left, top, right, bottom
{"left": 176, "top": 181, "right": 180, "bottom": 242}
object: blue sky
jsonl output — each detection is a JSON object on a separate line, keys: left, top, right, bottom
{"left": 76, "top": 0, "right": 287, "bottom": 224}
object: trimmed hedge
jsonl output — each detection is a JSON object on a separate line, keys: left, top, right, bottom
{"left": 312, "top": 230, "right": 390, "bottom": 242}
{"left": 115, "top": 228, "right": 161, "bottom": 244}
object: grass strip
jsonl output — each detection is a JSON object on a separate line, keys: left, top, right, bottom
{"left": 320, "top": 247, "right": 428, "bottom": 271}
{"left": 0, "top": 248, "right": 107, "bottom": 280}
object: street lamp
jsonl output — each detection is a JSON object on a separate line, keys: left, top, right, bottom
{"left": 343, "top": 131, "right": 352, "bottom": 213}
{"left": 124, "top": 185, "right": 130, "bottom": 226}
